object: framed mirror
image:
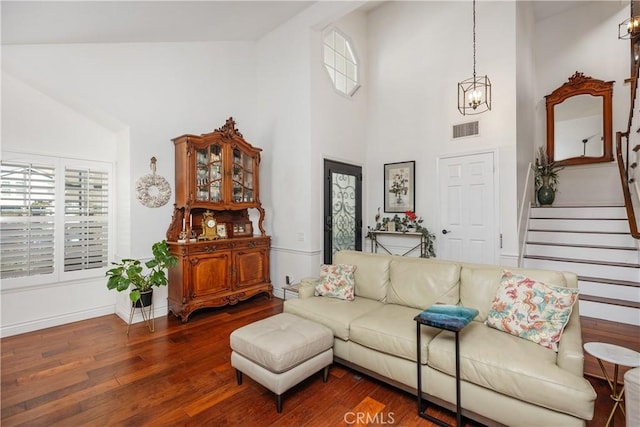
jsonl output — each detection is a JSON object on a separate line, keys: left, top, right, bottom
{"left": 545, "top": 72, "right": 614, "bottom": 166}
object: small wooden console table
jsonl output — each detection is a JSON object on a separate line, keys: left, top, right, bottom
{"left": 368, "top": 230, "right": 428, "bottom": 258}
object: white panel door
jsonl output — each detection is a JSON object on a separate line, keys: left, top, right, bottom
{"left": 438, "top": 152, "right": 496, "bottom": 264}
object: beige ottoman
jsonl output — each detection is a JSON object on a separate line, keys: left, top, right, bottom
{"left": 230, "top": 313, "right": 333, "bottom": 413}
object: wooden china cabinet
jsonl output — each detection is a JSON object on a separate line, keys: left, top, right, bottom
{"left": 166, "top": 117, "right": 272, "bottom": 322}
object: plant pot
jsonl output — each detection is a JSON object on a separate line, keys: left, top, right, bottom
{"left": 133, "top": 289, "right": 153, "bottom": 308}
{"left": 537, "top": 176, "right": 555, "bottom": 206}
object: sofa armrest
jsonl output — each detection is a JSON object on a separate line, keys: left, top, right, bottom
{"left": 297, "top": 277, "right": 321, "bottom": 299}
{"left": 557, "top": 313, "right": 585, "bottom": 377}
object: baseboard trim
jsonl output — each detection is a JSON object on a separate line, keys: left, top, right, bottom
{"left": 1, "top": 305, "right": 114, "bottom": 338}
{"left": 114, "top": 303, "right": 168, "bottom": 325}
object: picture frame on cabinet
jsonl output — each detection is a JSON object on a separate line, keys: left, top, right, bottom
{"left": 233, "top": 222, "right": 253, "bottom": 237}
{"left": 216, "top": 223, "right": 228, "bottom": 239}
{"left": 384, "top": 161, "right": 415, "bottom": 213}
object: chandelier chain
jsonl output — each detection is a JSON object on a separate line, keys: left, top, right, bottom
{"left": 472, "top": 0, "right": 477, "bottom": 80}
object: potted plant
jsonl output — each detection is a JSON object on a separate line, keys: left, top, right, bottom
{"left": 368, "top": 210, "right": 436, "bottom": 258}
{"left": 106, "top": 240, "right": 178, "bottom": 306}
{"left": 533, "top": 146, "right": 563, "bottom": 206}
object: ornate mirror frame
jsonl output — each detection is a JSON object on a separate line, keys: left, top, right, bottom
{"left": 545, "top": 72, "right": 614, "bottom": 166}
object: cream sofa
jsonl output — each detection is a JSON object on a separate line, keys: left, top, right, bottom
{"left": 283, "top": 250, "right": 596, "bottom": 427}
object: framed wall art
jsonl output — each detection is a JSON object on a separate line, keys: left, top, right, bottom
{"left": 384, "top": 161, "right": 415, "bottom": 213}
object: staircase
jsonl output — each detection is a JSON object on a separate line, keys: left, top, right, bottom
{"left": 523, "top": 205, "right": 640, "bottom": 326}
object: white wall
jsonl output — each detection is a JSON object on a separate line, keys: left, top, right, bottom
{"left": 1, "top": 41, "right": 258, "bottom": 335}
{"left": 365, "top": 1, "right": 519, "bottom": 264}
{"left": 1, "top": 73, "right": 119, "bottom": 336}
{"left": 534, "top": 1, "right": 628, "bottom": 206}
{"left": 515, "top": 0, "right": 536, "bottom": 252}
{"left": 255, "top": 2, "right": 366, "bottom": 295}
{"left": 2, "top": 0, "right": 634, "bottom": 335}
{"left": 310, "top": 10, "right": 369, "bottom": 260}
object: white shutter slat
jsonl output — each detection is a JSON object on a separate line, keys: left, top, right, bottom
{"left": 63, "top": 168, "right": 109, "bottom": 272}
{"left": 1, "top": 161, "right": 56, "bottom": 279}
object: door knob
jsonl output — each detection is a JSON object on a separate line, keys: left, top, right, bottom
{"left": 442, "top": 229, "right": 451, "bottom": 235}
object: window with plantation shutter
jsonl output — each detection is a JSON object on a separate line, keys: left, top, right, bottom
{"left": 0, "top": 162, "right": 56, "bottom": 279}
{"left": 64, "top": 168, "right": 109, "bottom": 272}
{"left": 1, "top": 153, "right": 113, "bottom": 287}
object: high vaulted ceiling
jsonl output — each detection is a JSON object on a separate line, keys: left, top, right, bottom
{"left": 1, "top": 1, "right": 315, "bottom": 45}
{"left": 1, "top": 1, "right": 587, "bottom": 46}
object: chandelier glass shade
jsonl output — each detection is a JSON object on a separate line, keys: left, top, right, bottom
{"left": 458, "top": 0, "right": 491, "bottom": 115}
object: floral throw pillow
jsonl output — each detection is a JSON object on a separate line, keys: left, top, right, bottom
{"left": 485, "top": 270, "right": 578, "bottom": 351}
{"left": 314, "top": 264, "right": 357, "bottom": 301}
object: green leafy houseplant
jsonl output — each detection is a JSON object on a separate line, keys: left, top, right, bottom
{"left": 106, "top": 240, "right": 178, "bottom": 304}
{"left": 368, "top": 210, "right": 436, "bottom": 258}
{"left": 533, "top": 146, "right": 563, "bottom": 192}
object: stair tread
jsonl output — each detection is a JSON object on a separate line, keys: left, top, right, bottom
{"left": 579, "top": 276, "right": 640, "bottom": 287}
{"left": 579, "top": 294, "right": 640, "bottom": 309}
{"left": 531, "top": 205, "right": 625, "bottom": 208}
{"left": 528, "top": 229, "right": 631, "bottom": 235}
{"left": 523, "top": 255, "right": 640, "bottom": 268}
{"left": 526, "top": 241, "right": 637, "bottom": 251}
{"left": 530, "top": 217, "right": 627, "bottom": 221}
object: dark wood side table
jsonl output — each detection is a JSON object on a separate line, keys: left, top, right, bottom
{"left": 415, "top": 304, "right": 479, "bottom": 427}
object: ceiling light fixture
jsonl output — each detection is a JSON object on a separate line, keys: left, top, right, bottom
{"left": 458, "top": 0, "right": 491, "bottom": 115}
{"left": 619, "top": 1, "right": 640, "bottom": 40}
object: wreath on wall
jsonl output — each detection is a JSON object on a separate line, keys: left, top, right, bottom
{"left": 136, "top": 157, "right": 172, "bottom": 208}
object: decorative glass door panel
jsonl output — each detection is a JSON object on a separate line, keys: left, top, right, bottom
{"left": 332, "top": 173, "right": 356, "bottom": 255}
{"left": 323, "top": 160, "right": 362, "bottom": 264}
{"left": 232, "top": 148, "right": 254, "bottom": 203}
{"left": 195, "top": 144, "right": 223, "bottom": 202}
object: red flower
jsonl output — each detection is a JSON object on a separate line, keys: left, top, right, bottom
{"left": 405, "top": 211, "right": 417, "bottom": 221}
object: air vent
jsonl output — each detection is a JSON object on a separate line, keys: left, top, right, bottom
{"left": 452, "top": 121, "right": 479, "bottom": 139}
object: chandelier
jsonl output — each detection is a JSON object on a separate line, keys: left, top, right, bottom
{"left": 619, "top": 0, "right": 640, "bottom": 39}
{"left": 458, "top": 0, "right": 491, "bottom": 115}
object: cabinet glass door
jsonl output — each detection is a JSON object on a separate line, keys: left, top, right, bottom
{"left": 195, "top": 144, "right": 223, "bottom": 202}
{"left": 232, "top": 148, "right": 254, "bottom": 203}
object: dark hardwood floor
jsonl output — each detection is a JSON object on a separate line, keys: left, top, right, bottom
{"left": 0, "top": 296, "right": 632, "bottom": 426}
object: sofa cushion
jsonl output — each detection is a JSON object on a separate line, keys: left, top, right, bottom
{"left": 460, "top": 266, "right": 569, "bottom": 322}
{"left": 485, "top": 270, "right": 578, "bottom": 351}
{"left": 283, "top": 296, "right": 383, "bottom": 340}
{"left": 314, "top": 264, "right": 357, "bottom": 300}
{"left": 427, "top": 321, "right": 596, "bottom": 420}
{"left": 386, "top": 258, "right": 460, "bottom": 310}
{"left": 350, "top": 304, "right": 442, "bottom": 364}
{"left": 334, "top": 250, "right": 391, "bottom": 301}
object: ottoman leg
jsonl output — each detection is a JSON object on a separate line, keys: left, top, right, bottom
{"left": 323, "top": 365, "right": 330, "bottom": 383}
{"left": 236, "top": 369, "right": 243, "bottom": 385}
{"left": 276, "top": 394, "right": 283, "bottom": 413}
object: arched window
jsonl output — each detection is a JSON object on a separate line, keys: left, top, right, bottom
{"left": 323, "top": 28, "right": 360, "bottom": 96}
